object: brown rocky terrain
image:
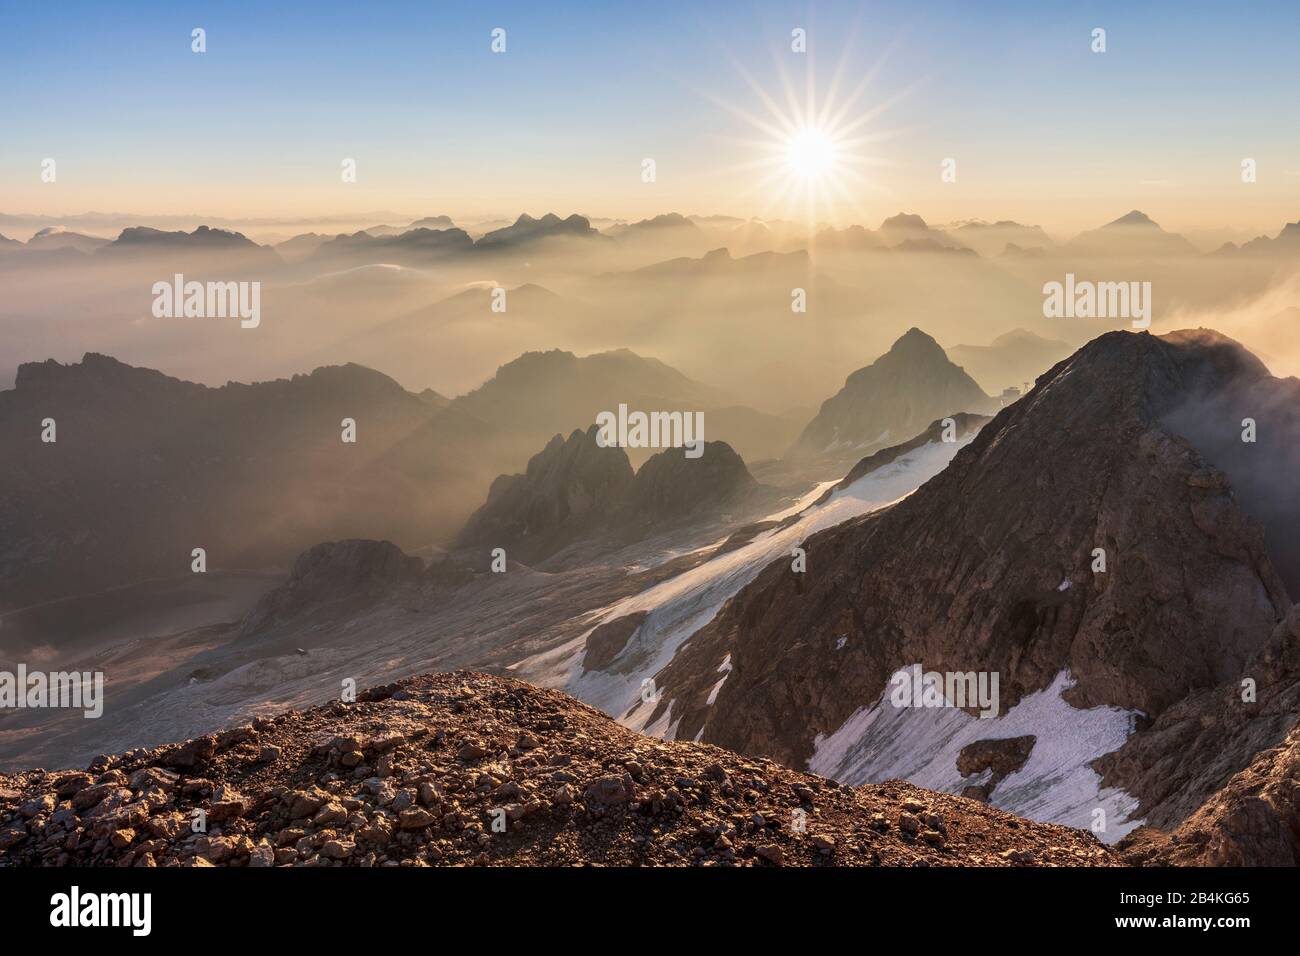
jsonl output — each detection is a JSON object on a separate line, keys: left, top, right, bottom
{"left": 1104, "top": 603, "right": 1300, "bottom": 863}
{"left": 1120, "top": 721, "right": 1300, "bottom": 866}
{"left": 640, "top": 329, "right": 1300, "bottom": 862}
{"left": 236, "top": 539, "right": 426, "bottom": 639}
{"left": 0, "top": 672, "right": 1118, "bottom": 867}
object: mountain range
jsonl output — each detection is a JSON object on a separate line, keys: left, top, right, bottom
{"left": 9, "top": 208, "right": 1294, "bottom": 270}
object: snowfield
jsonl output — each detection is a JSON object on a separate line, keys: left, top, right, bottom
{"left": 809, "top": 668, "right": 1145, "bottom": 842}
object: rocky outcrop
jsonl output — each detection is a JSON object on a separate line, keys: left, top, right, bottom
{"left": 582, "top": 612, "right": 650, "bottom": 673}
{"left": 615, "top": 441, "right": 756, "bottom": 533}
{"left": 1121, "top": 723, "right": 1300, "bottom": 866}
{"left": 455, "top": 426, "right": 634, "bottom": 565}
{"left": 957, "top": 737, "right": 1036, "bottom": 802}
{"left": 458, "top": 430, "right": 762, "bottom": 565}
{"left": 795, "top": 328, "right": 995, "bottom": 458}
{"left": 1101, "top": 604, "right": 1300, "bottom": 859}
{"left": 644, "top": 330, "right": 1295, "bottom": 849}
{"left": 238, "top": 540, "right": 425, "bottom": 637}
{"left": 0, "top": 672, "right": 1119, "bottom": 868}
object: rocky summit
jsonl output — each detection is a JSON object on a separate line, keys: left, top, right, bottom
{"left": 0, "top": 672, "right": 1118, "bottom": 868}
{"left": 795, "top": 327, "right": 995, "bottom": 458}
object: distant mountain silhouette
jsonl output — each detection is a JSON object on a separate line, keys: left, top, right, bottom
{"left": 621, "top": 247, "right": 810, "bottom": 279}
{"left": 947, "top": 328, "right": 1074, "bottom": 395}
{"left": 95, "top": 225, "right": 280, "bottom": 269}
{"left": 950, "top": 220, "right": 1054, "bottom": 257}
{"left": 812, "top": 224, "right": 885, "bottom": 250}
{"left": 1065, "top": 210, "right": 1198, "bottom": 256}
{"left": 102, "top": 225, "right": 263, "bottom": 252}
{"left": 796, "top": 328, "right": 995, "bottom": 457}
{"left": 449, "top": 348, "right": 720, "bottom": 436}
{"left": 26, "top": 227, "right": 110, "bottom": 254}
{"left": 1214, "top": 218, "right": 1300, "bottom": 256}
{"left": 274, "top": 231, "right": 337, "bottom": 261}
{"left": 999, "top": 242, "right": 1048, "bottom": 258}
{"left": 312, "top": 226, "right": 474, "bottom": 264}
{"left": 605, "top": 213, "right": 702, "bottom": 238}
{"left": 476, "top": 213, "right": 601, "bottom": 249}
{"left": 408, "top": 215, "right": 456, "bottom": 230}
{"left": 0, "top": 355, "right": 449, "bottom": 611}
{"left": 878, "top": 213, "right": 966, "bottom": 250}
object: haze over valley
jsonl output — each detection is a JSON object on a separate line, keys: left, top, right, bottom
{"left": 4, "top": 1, "right": 1300, "bottom": 880}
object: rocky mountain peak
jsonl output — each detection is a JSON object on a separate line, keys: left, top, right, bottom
{"left": 880, "top": 212, "right": 930, "bottom": 231}
{"left": 879, "top": 327, "right": 949, "bottom": 365}
{"left": 1106, "top": 210, "right": 1157, "bottom": 228}
{"left": 796, "top": 328, "right": 993, "bottom": 457}
{"left": 617, "top": 440, "right": 755, "bottom": 529}
{"left": 455, "top": 426, "right": 635, "bottom": 565}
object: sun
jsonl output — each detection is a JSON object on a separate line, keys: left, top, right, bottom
{"left": 785, "top": 127, "right": 837, "bottom": 180}
{"left": 690, "top": 25, "right": 908, "bottom": 226}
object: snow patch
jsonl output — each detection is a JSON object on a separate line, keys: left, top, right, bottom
{"left": 808, "top": 668, "right": 1144, "bottom": 842}
{"left": 705, "top": 654, "right": 733, "bottom": 706}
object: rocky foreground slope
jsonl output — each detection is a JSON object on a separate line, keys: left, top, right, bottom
{"left": 0, "top": 672, "right": 1117, "bottom": 867}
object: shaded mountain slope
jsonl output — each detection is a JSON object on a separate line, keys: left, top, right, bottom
{"left": 455, "top": 427, "right": 636, "bottom": 565}
{"left": 456, "top": 427, "right": 762, "bottom": 565}
{"left": 0, "top": 355, "right": 449, "bottom": 612}
{"left": 642, "top": 330, "right": 1295, "bottom": 840}
{"left": 795, "top": 328, "right": 995, "bottom": 457}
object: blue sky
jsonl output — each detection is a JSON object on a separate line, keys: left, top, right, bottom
{"left": 3, "top": 0, "right": 1298, "bottom": 232}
